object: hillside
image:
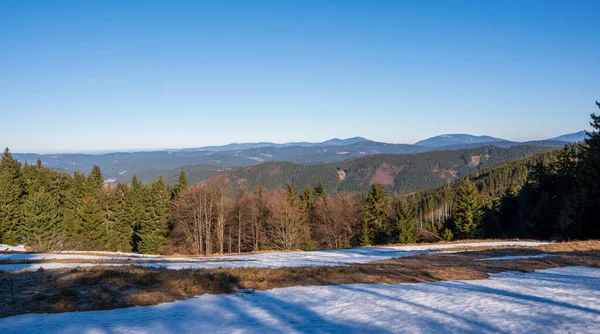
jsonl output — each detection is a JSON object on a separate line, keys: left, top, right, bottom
{"left": 138, "top": 145, "right": 555, "bottom": 194}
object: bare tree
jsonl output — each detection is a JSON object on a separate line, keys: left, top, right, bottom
{"left": 172, "top": 184, "right": 207, "bottom": 254}
{"left": 206, "top": 176, "right": 232, "bottom": 254}
{"left": 264, "top": 188, "right": 308, "bottom": 250}
{"left": 313, "top": 193, "right": 362, "bottom": 249}
{"left": 251, "top": 186, "right": 267, "bottom": 251}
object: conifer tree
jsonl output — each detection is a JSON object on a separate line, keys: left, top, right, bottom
{"left": 299, "top": 185, "right": 314, "bottom": 213}
{"left": 396, "top": 201, "right": 417, "bottom": 244}
{"left": 103, "top": 183, "right": 134, "bottom": 252}
{"left": 128, "top": 175, "right": 147, "bottom": 251}
{"left": 359, "top": 220, "right": 373, "bottom": 246}
{"left": 0, "top": 148, "right": 25, "bottom": 244}
{"left": 62, "top": 169, "right": 106, "bottom": 250}
{"left": 313, "top": 182, "right": 327, "bottom": 199}
{"left": 172, "top": 170, "right": 189, "bottom": 198}
{"left": 87, "top": 165, "right": 104, "bottom": 190}
{"left": 579, "top": 102, "right": 600, "bottom": 237}
{"left": 360, "top": 184, "right": 389, "bottom": 246}
{"left": 453, "top": 179, "right": 483, "bottom": 239}
{"left": 286, "top": 183, "right": 298, "bottom": 204}
{"left": 137, "top": 176, "right": 170, "bottom": 254}
{"left": 22, "top": 191, "right": 62, "bottom": 251}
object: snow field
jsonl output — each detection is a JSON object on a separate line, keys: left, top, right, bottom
{"left": 0, "top": 266, "right": 598, "bottom": 333}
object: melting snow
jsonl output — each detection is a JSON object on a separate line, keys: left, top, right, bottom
{"left": 0, "top": 241, "right": 549, "bottom": 272}
{"left": 0, "top": 266, "right": 598, "bottom": 333}
{"left": 0, "top": 244, "right": 27, "bottom": 252}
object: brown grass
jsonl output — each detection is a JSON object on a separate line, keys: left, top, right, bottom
{"left": 1, "top": 242, "right": 600, "bottom": 318}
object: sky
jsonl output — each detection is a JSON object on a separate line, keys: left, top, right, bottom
{"left": 1, "top": 0, "right": 599, "bottom": 153}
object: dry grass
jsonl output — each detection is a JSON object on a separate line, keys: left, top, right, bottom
{"left": 1, "top": 240, "right": 600, "bottom": 318}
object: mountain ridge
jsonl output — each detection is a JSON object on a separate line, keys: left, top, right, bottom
{"left": 12, "top": 132, "right": 582, "bottom": 180}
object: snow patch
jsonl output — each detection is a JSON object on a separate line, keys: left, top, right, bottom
{"left": 0, "top": 244, "right": 27, "bottom": 252}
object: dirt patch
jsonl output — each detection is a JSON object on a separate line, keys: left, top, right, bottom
{"left": 337, "top": 168, "right": 347, "bottom": 181}
{"left": 370, "top": 163, "right": 404, "bottom": 185}
{"left": 2, "top": 243, "right": 600, "bottom": 318}
{"left": 432, "top": 165, "right": 457, "bottom": 180}
{"left": 268, "top": 168, "right": 281, "bottom": 176}
{"left": 471, "top": 155, "right": 481, "bottom": 166}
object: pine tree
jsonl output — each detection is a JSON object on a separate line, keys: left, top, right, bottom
{"left": 441, "top": 228, "right": 454, "bottom": 241}
{"left": 0, "top": 148, "right": 25, "bottom": 244}
{"left": 87, "top": 165, "right": 103, "bottom": 191}
{"left": 128, "top": 175, "right": 147, "bottom": 251}
{"left": 103, "top": 183, "right": 134, "bottom": 252}
{"left": 172, "top": 170, "right": 189, "bottom": 198}
{"left": 62, "top": 169, "right": 105, "bottom": 250}
{"left": 137, "top": 176, "right": 170, "bottom": 254}
{"left": 286, "top": 183, "right": 298, "bottom": 204}
{"left": 22, "top": 191, "right": 62, "bottom": 251}
{"left": 359, "top": 220, "right": 373, "bottom": 246}
{"left": 313, "top": 182, "right": 327, "bottom": 199}
{"left": 396, "top": 201, "right": 417, "bottom": 244}
{"left": 361, "top": 184, "right": 389, "bottom": 246}
{"left": 453, "top": 179, "right": 483, "bottom": 239}
{"left": 579, "top": 102, "right": 600, "bottom": 238}
{"left": 299, "top": 185, "right": 314, "bottom": 213}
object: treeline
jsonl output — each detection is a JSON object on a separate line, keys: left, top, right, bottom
{"left": 0, "top": 155, "right": 172, "bottom": 253}
{"left": 400, "top": 104, "right": 600, "bottom": 241}
{"left": 1, "top": 105, "right": 598, "bottom": 254}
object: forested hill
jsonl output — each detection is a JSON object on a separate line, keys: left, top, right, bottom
{"left": 137, "top": 145, "right": 555, "bottom": 195}
{"left": 14, "top": 134, "right": 578, "bottom": 180}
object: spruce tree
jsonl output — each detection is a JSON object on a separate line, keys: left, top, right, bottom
{"left": 579, "top": 102, "right": 600, "bottom": 238}
{"left": 361, "top": 184, "right": 389, "bottom": 246}
{"left": 128, "top": 175, "right": 147, "bottom": 251}
{"left": 453, "top": 179, "right": 483, "bottom": 239}
{"left": 313, "top": 182, "right": 327, "bottom": 199}
{"left": 104, "top": 183, "right": 134, "bottom": 252}
{"left": 172, "top": 170, "right": 189, "bottom": 198}
{"left": 286, "top": 183, "right": 298, "bottom": 204}
{"left": 359, "top": 220, "right": 373, "bottom": 246}
{"left": 396, "top": 201, "right": 417, "bottom": 244}
{"left": 0, "top": 148, "right": 25, "bottom": 244}
{"left": 137, "top": 176, "right": 170, "bottom": 254}
{"left": 299, "top": 185, "right": 314, "bottom": 213}
{"left": 87, "top": 165, "right": 104, "bottom": 190}
{"left": 22, "top": 191, "right": 62, "bottom": 251}
{"left": 62, "top": 169, "right": 105, "bottom": 250}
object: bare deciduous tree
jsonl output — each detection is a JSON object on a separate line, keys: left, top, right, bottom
{"left": 313, "top": 193, "right": 362, "bottom": 249}
{"left": 264, "top": 188, "right": 308, "bottom": 250}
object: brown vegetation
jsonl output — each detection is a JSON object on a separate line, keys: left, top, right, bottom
{"left": 370, "top": 163, "right": 404, "bottom": 185}
{"left": 170, "top": 182, "right": 364, "bottom": 255}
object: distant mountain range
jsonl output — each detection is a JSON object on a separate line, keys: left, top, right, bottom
{"left": 546, "top": 131, "right": 587, "bottom": 143}
{"left": 172, "top": 131, "right": 586, "bottom": 152}
{"left": 12, "top": 131, "right": 584, "bottom": 181}
{"left": 171, "top": 137, "right": 370, "bottom": 152}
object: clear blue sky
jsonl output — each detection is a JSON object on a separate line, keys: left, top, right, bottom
{"left": 1, "top": 0, "right": 599, "bottom": 153}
